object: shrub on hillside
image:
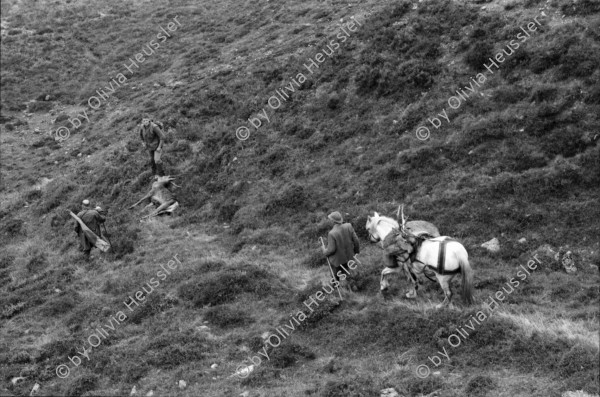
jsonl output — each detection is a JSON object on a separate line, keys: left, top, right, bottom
{"left": 240, "top": 366, "right": 283, "bottom": 387}
{"left": 38, "top": 292, "right": 80, "bottom": 317}
{"left": 37, "top": 178, "right": 79, "bottom": 214}
{"left": 540, "top": 127, "right": 590, "bottom": 158}
{"left": 459, "top": 115, "right": 510, "bottom": 147}
{"left": 405, "top": 376, "right": 445, "bottom": 396}
{"left": 509, "top": 331, "right": 570, "bottom": 372}
{"left": 217, "top": 201, "right": 240, "bottom": 223}
{"left": 1, "top": 217, "right": 25, "bottom": 238}
{"left": 464, "top": 41, "right": 494, "bottom": 71}
{"left": 28, "top": 100, "right": 53, "bottom": 113}
{"left": 37, "top": 337, "right": 82, "bottom": 364}
{"left": 301, "top": 249, "right": 326, "bottom": 268}
{"left": 320, "top": 376, "right": 379, "bottom": 397}
{"left": 299, "top": 218, "right": 331, "bottom": 242}
{"left": 178, "top": 265, "right": 277, "bottom": 307}
{"left": 264, "top": 184, "right": 309, "bottom": 215}
{"left": 529, "top": 85, "right": 558, "bottom": 102}
{"left": 128, "top": 292, "right": 177, "bottom": 324}
{"left": 231, "top": 204, "right": 268, "bottom": 234}
{"left": 238, "top": 227, "right": 293, "bottom": 247}
{"left": 573, "top": 286, "right": 599, "bottom": 305}
{"left": 492, "top": 85, "right": 529, "bottom": 104}
{"left": 143, "top": 331, "right": 213, "bottom": 369}
{"left": 584, "top": 85, "right": 600, "bottom": 105}
{"left": 465, "top": 375, "right": 497, "bottom": 396}
{"left": 356, "top": 59, "right": 440, "bottom": 98}
{"left": 561, "top": 0, "right": 600, "bottom": 16}
{"left": 295, "top": 282, "right": 340, "bottom": 330}
{"left": 26, "top": 250, "right": 47, "bottom": 273}
{"left": 529, "top": 49, "right": 562, "bottom": 74}
{"left": 557, "top": 344, "right": 599, "bottom": 391}
{"left": 557, "top": 41, "right": 600, "bottom": 79}
{"left": 204, "top": 305, "right": 254, "bottom": 328}
{"left": 65, "top": 302, "right": 104, "bottom": 332}
{"left": 345, "top": 261, "right": 379, "bottom": 294}
{"left": 267, "top": 342, "right": 316, "bottom": 369}
{"left": 64, "top": 374, "right": 99, "bottom": 397}
{"left": 0, "top": 255, "right": 14, "bottom": 269}
{"left": 105, "top": 219, "right": 140, "bottom": 260}
{"left": 175, "top": 119, "right": 204, "bottom": 142}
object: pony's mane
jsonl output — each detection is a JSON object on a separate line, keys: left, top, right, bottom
{"left": 378, "top": 215, "right": 399, "bottom": 228}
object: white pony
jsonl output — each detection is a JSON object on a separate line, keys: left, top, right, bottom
{"left": 366, "top": 210, "right": 474, "bottom": 307}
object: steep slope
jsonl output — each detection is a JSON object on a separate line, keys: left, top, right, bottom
{"left": 1, "top": 0, "right": 598, "bottom": 396}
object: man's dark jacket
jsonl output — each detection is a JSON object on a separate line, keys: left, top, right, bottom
{"left": 323, "top": 223, "right": 360, "bottom": 266}
{"left": 74, "top": 209, "right": 106, "bottom": 251}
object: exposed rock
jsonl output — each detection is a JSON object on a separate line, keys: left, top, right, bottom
{"left": 481, "top": 238, "right": 500, "bottom": 252}
{"left": 29, "top": 383, "right": 40, "bottom": 396}
{"left": 518, "top": 238, "right": 527, "bottom": 244}
{"left": 555, "top": 248, "right": 576, "bottom": 274}
{"left": 233, "top": 364, "right": 254, "bottom": 378}
{"left": 381, "top": 388, "right": 400, "bottom": 397}
{"left": 562, "top": 391, "right": 597, "bottom": 397}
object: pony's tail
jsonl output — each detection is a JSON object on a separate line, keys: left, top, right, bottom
{"left": 460, "top": 257, "right": 474, "bottom": 305}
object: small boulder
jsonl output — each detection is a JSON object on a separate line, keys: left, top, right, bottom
{"left": 518, "top": 238, "right": 527, "bottom": 244}
{"left": 481, "top": 238, "right": 500, "bottom": 252}
{"left": 381, "top": 388, "right": 400, "bottom": 397}
{"left": 11, "top": 376, "right": 26, "bottom": 385}
{"left": 29, "top": 383, "right": 40, "bottom": 396}
{"left": 562, "top": 391, "right": 597, "bottom": 397}
{"left": 178, "top": 380, "right": 186, "bottom": 389}
{"left": 555, "top": 249, "right": 576, "bottom": 274}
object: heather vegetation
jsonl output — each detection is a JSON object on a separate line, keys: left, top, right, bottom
{"left": 1, "top": 0, "right": 598, "bottom": 396}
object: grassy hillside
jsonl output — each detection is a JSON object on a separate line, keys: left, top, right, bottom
{"left": 1, "top": 0, "right": 599, "bottom": 396}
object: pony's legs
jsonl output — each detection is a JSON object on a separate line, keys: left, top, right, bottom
{"left": 436, "top": 275, "right": 453, "bottom": 308}
{"left": 404, "top": 261, "right": 422, "bottom": 299}
{"left": 404, "top": 265, "right": 418, "bottom": 299}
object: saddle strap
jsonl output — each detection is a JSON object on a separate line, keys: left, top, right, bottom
{"left": 437, "top": 240, "right": 447, "bottom": 274}
{"left": 434, "top": 239, "right": 461, "bottom": 275}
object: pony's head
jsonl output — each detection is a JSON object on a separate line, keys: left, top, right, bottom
{"left": 366, "top": 212, "right": 399, "bottom": 244}
{"left": 366, "top": 212, "right": 383, "bottom": 243}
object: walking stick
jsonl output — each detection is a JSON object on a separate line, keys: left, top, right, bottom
{"left": 320, "top": 237, "right": 343, "bottom": 301}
